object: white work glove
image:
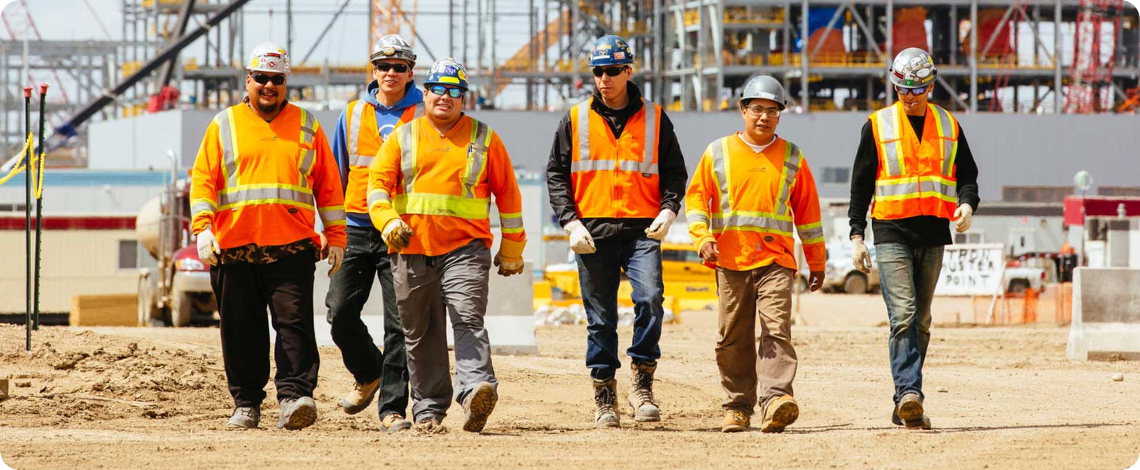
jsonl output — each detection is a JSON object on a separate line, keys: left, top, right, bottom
{"left": 196, "top": 227, "right": 221, "bottom": 266}
{"left": 564, "top": 219, "right": 596, "bottom": 254}
{"left": 852, "top": 236, "right": 872, "bottom": 274}
{"left": 644, "top": 208, "right": 676, "bottom": 241}
{"left": 382, "top": 219, "right": 414, "bottom": 251}
{"left": 954, "top": 204, "right": 974, "bottom": 233}
{"left": 326, "top": 246, "right": 344, "bottom": 276}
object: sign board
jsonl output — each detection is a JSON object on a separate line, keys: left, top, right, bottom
{"left": 935, "top": 243, "right": 1004, "bottom": 296}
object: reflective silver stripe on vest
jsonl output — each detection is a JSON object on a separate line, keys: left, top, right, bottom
{"left": 500, "top": 216, "right": 524, "bottom": 229}
{"left": 687, "top": 211, "right": 710, "bottom": 226}
{"left": 190, "top": 201, "right": 215, "bottom": 216}
{"left": 573, "top": 99, "right": 658, "bottom": 175}
{"left": 775, "top": 142, "right": 802, "bottom": 217}
{"left": 930, "top": 104, "right": 957, "bottom": 176}
{"left": 641, "top": 98, "right": 656, "bottom": 166}
{"left": 218, "top": 109, "right": 239, "bottom": 188}
{"left": 218, "top": 187, "right": 315, "bottom": 208}
{"left": 876, "top": 106, "right": 901, "bottom": 177}
{"left": 298, "top": 109, "right": 317, "bottom": 189}
{"left": 569, "top": 159, "right": 658, "bottom": 174}
{"left": 709, "top": 138, "right": 732, "bottom": 216}
{"left": 398, "top": 121, "right": 418, "bottom": 194}
{"left": 797, "top": 224, "right": 824, "bottom": 243}
{"left": 576, "top": 101, "right": 591, "bottom": 164}
{"left": 348, "top": 100, "right": 368, "bottom": 167}
{"left": 710, "top": 215, "right": 795, "bottom": 234}
{"left": 875, "top": 178, "right": 957, "bottom": 199}
{"left": 368, "top": 190, "right": 391, "bottom": 207}
{"left": 462, "top": 120, "right": 491, "bottom": 198}
{"left": 319, "top": 208, "right": 347, "bottom": 224}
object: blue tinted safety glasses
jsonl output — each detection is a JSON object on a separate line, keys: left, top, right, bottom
{"left": 428, "top": 85, "right": 464, "bottom": 98}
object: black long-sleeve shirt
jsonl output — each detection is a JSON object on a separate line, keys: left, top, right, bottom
{"left": 848, "top": 114, "right": 980, "bottom": 247}
{"left": 546, "top": 83, "right": 688, "bottom": 241}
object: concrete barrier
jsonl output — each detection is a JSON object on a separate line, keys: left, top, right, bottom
{"left": 1066, "top": 268, "right": 1140, "bottom": 361}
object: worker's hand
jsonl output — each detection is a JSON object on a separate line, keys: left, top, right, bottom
{"left": 699, "top": 240, "right": 719, "bottom": 263}
{"left": 644, "top": 209, "right": 676, "bottom": 240}
{"left": 493, "top": 251, "right": 525, "bottom": 277}
{"left": 196, "top": 227, "right": 221, "bottom": 266}
{"left": 327, "top": 246, "right": 344, "bottom": 276}
{"left": 954, "top": 204, "right": 974, "bottom": 233}
{"left": 808, "top": 270, "right": 825, "bottom": 292}
{"left": 852, "top": 235, "right": 872, "bottom": 274}
{"left": 564, "top": 220, "right": 596, "bottom": 254}
{"left": 382, "top": 219, "right": 414, "bottom": 251}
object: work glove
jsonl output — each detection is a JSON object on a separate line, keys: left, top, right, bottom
{"left": 494, "top": 251, "right": 525, "bottom": 277}
{"left": 852, "top": 236, "right": 872, "bottom": 274}
{"left": 382, "top": 219, "right": 414, "bottom": 252}
{"left": 644, "top": 208, "right": 676, "bottom": 240}
{"left": 326, "top": 246, "right": 344, "bottom": 276}
{"left": 954, "top": 204, "right": 974, "bottom": 233}
{"left": 564, "top": 219, "right": 596, "bottom": 254}
{"left": 196, "top": 227, "right": 221, "bottom": 266}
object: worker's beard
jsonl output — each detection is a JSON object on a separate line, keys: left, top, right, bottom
{"left": 257, "top": 100, "right": 281, "bottom": 115}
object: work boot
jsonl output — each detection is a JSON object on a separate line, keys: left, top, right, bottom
{"left": 277, "top": 396, "right": 318, "bottom": 430}
{"left": 227, "top": 406, "right": 260, "bottom": 429}
{"left": 760, "top": 395, "right": 799, "bottom": 433}
{"left": 413, "top": 415, "right": 442, "bottom": 431}
{"left": 461, "top": 382, "right": 498, "bottom": 433}
{"left": 380, "top": 413, "right": 412, "bottom": 433}
{"left": 895, "top": 393, "right": 931, "bottom": 430}
{"left": 721, "top": 410, "right": 750, "bottom": 433}
{"left": 627, "top": 361, "right": 661, "bottom": 422}
{"left": 340, "top": 378, "right": 381, "bottom": 415}
{"left": 593, "top": 378, "right": 620, "bottom": 429}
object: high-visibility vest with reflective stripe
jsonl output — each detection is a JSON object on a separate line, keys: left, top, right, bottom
{"left": 195, "top": 105, "right": 346, "bottom": 245}
{"left": 869, "top": 102, "right": 959, "bottom": 221}
{"left": 385, "top": 118, "right": 496, "bottom": 221}
{"left": 343, "top": 100, "right": 419, "bottom": 214}
{"left": 569, "top": 97, "right": 662, "bottom": 219}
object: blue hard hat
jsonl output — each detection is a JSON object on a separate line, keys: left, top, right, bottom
{"left": 589, "top": 35, "right": 634, "bottom": 67}
{"left": 424, "top": 58, "right": 469, "bottom": 91}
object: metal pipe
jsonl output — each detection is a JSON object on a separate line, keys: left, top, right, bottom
{"left": 23, "top": 86, "right": 30, "bottom": 352}
{"left": 970, "top": 0, "right": 978, "bottom": 112}
{"left": 33, "top": 83, "right": 46, "bottom": 331}
{"left": 887, "top": 0, "right": 894, "bottom": 106}
{"left": 1053, "top": 0, "right": 1062, "bottom": 114}
{"left": 801, "top": 0, "right": 809, "bottom": 111}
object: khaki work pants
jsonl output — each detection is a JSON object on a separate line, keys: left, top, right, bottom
{"left": 715, "top": 264, "right": 797, "bottom": 415}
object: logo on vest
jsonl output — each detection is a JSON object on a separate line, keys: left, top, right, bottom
{"left": 764, "top": 236, "right": 775, "bottom": 242}
{"left": 641, "top": 172, "right": 651, "bottom": 178}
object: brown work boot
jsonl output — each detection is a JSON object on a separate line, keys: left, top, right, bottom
{"left": 461, "top": 382, "right": 498, "bottom": 433}
{"left": 339, "top": 378, "right": 380, "bottom": 415}
{"left": 593, "top": 378, "right": 620, "bottom": 429}
{"left": 379, "top": 413, "right": 412, "bottom": 433}
{"left": 721, "top": 410, "right": 750, "bottom": 433}
{"left": 895, "top": 393, "right": 931, "bottom": 430}
{"left": 627, "top": 361, "right": 661, "bottom": 422}
{"left": 760, "top": 395, "right": 799, "bottom": 433}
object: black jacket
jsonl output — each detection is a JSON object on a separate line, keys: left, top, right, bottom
{"left": 848, "top": 113, "right": 980, "bottom": 247}
{"left": 546, "top": 83, "right": 688, "bottom": 241}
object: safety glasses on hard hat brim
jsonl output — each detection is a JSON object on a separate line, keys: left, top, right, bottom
{"left": 250, "top": 73, "right": 286, "bottom": 85}
{"left": 428, "top": 85, "right": 464, "bottom": 98}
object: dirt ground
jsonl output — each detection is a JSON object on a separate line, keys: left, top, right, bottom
{"left": 2, "top": 294, "right": 1138, "bottom": 470}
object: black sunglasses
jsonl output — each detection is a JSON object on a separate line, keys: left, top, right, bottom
{"left": 427, "top": 85, "right": 464, "bottom": 98}
{"left": 250, "top": 73, "right": 285, "bottom": 85}
{"left": 592, "top": 66, "right": 627, "bottom": 77}
{"left": 374, "top": 63, "right": 410, "bottom": 73}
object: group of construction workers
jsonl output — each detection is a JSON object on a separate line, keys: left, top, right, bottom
{"left": 189, "top": 31, "right": 978, "bottom": 434}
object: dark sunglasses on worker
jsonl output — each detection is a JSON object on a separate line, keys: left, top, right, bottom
{"left": 895, "top": 86, "right": 928, "bottom": 96}
{"left": 592, "top": 66, "right": 627, "bottom": 77}
{"left": 374, "top": 63, "right": 409, "bottom": 73}
{"left": 428, "top": 85, "right": 464, "bottom": 98}
{"left": 250, "top": 73, "right": 286, "bottom": 85}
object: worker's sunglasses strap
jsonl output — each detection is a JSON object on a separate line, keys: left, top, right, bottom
{"left": 428, "top": 85, "right": 464, "bottom": 98}
{"left": 251, "top": 73, "right": 286, "bottom": 85}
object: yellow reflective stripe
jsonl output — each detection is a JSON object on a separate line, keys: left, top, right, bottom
{"left": 191, "top": 198, "right": 217, "bottom": 209}
{"left": 220, "top": 198, "right": 315, "bottom": 211}
{"left": 393, "top": 193, "right": 490, "bottom": 219}
{"left": 501, "top": 227, "right": 525, "bottom": 234}
{"left": 219, "top": 183, "right": 313, "bottom": 195}
{"left": 717, "top": 209, "right": 793, "bottom": 222}
{"left": 710, "top": 226, "right": 794, "bottom": 237}
{"left": 500, "top": 211, "right": 522, "bottom": 218}
{"left": 797, "top": 222, "right": 824, "bottom": 244}
{"left": 324, "top": 219, "right": 347, "bottom": 226}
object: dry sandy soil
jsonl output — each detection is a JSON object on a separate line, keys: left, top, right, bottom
{"left": 1, "top": 294, "right": 1138, "bottom": 470}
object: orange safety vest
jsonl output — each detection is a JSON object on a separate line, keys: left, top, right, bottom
{"left": 343, "top": 100, "right": 419, "bottom": 214}
{"left": 569, "top": 97, "right": 662, "bottom": 219}
{"left": 869, "top": 102, "right": 960, "bottom": 221}
{"left": 686, "top": 135, "right": 825, "bottom": 272}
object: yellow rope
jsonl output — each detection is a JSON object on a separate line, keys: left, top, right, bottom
{"left": 0, "top": 134, "right": 35, "bottom": 186}
{"left": 34, "top": 148, "right": 45, "bottom": 199}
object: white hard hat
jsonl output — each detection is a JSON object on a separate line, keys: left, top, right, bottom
{"left": 371, "top": 34, "right": 416, "bottom": 66}
{"left": 740, "top": 75, "right": 788, "bottom": 110}
{"left": 889, "top": 47, "right": 937, "bottom": 88}
{"left": 247, "top": 42, "right": 290, "bottom": 74}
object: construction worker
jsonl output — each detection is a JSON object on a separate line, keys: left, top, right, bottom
{"left": 326, "top": 34, "right": 420, "bottom": 433}
{"left": 546, "top": 35, "right": 688, "bottom": 429}
{"left": 367, "top": 57, "right": 526, "bottom": 433}
{"left": 190, "top": 42, "right": 346, "bottom": 430}
{"left": 685, "top": 75, "right": 825, "bottom": 434}
{"left": 848, "top": 47, "right": 980, "bottom": 430}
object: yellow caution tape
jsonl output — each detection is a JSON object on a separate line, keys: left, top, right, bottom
{"left": 0, "top": 134, "right": 46, "bottom": 198}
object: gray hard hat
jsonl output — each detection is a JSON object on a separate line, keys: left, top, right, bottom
{"left": 889, "top": 47, "right": 937, "bottom": 88}
{"left": 371, "top": 34, "right": 417, "bottom": 67}
{"left": 740, "top": 75, "right": 787, "bottom": 110}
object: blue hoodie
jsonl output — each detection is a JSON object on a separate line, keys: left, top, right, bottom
{"left": 332, "top": 80, "right": 424, "bottom": 227}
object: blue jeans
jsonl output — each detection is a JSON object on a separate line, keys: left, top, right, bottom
{"left": 875, "top": 242, "right": 944, "bottom": 404}
{"left": 576, "top": 236, "right": 664, "bottom": 380}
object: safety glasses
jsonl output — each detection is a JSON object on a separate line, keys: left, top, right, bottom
{"left": 250, "top": 73, "right": 286, "bottom": 86}
{"left": 428, "top": 85, "right": 464, "bottom": 98}
{"left": 592, "top": 66, "right": 628, "bottom": 77}
{"left": 374, "top": 63, "right": 410, "bottom": 73}
{"left": 744, "top": 105, "right": 781, "bottom": 118}
{"left": 895, "top": 86, "right": 929, "bottom": 96}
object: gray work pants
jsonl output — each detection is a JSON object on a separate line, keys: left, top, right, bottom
{"left": 393, "top": 240, "right": 497, "bottom": 422}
